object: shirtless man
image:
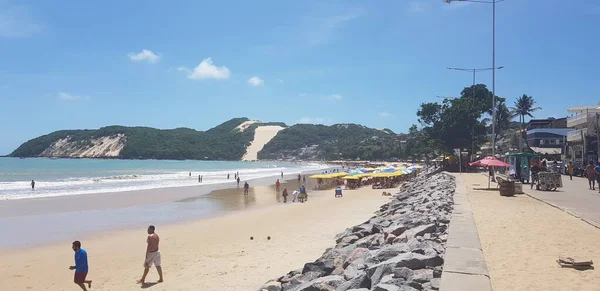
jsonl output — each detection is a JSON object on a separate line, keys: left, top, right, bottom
{"left": 138, "top": 225, "right": 163, "bottom": 284}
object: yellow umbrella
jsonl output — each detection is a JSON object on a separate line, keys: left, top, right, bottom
{"left": 327, "top": 172, "right": 348, "bottom": 178}
{"left": 309, "top": 174, "right": 327, "bottom": 179}
{"left": 343, "top": 176, "right": 361, "bottom": 180}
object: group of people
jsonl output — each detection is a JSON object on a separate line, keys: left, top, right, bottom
{"left": 69, "top": 225, "right": 163, "bottom": 290}
{"left": 275, "top": 179, "right": 307, "bottom": 203}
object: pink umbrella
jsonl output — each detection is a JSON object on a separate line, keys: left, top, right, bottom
{"left": 469, "top": 156, "right": 511, "bottom": 168}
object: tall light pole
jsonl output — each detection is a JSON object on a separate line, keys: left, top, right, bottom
{"left": 443, "top": 0, "right": 504, "bottom": 156}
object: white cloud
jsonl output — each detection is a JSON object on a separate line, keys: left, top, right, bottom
{"left": 58, "top": 92, "right": 91, "bottom": 101}
{"left": 328, "top": 94, "right": 343, "bottom": 101}
{"left": 247, "top": 76, "right": 264, "bottom": 86}
{"left": 181, "top": 58, "right": 231, "bottom": 80}
{"left": 379, "top": 112, "right": 392, "bottom": 118}
{"left": 128, "top": 49, "right": 160, "bottom": 64}
{"left": 277, "top": 79, "right": 284, "bottom": 83}
{"left": 298, "top": 117, "right": 327, "bottom": 124}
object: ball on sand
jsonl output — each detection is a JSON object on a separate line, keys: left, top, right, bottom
{"left": 250, "top": 236, "right": 254, "bottom": 240}
{"left": 267, "top": 236, "right": 271, "bottom": 240}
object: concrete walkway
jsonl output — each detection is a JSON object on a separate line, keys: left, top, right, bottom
{"left": 440, "top": 173, "right": 492, "bottom": 291}
{"left": 524, "top": 175, "right": 600, "bottom": 228}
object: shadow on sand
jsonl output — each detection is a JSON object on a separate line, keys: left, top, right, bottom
{"left": 141, "top": 282, "right": 159, "bottom": 289}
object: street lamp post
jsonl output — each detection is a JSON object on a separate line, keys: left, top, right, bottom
{"left": 443, "top": 0, "right": 504, "bottom": 156}
{"left": 447, "top": 66, "right": 503, "bottom": 159}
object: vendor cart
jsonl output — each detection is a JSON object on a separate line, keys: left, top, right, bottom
{"left": 506, "top": 152, "right": 541, "bottom": 184}
{"left": 535, "top": 172, "right": 563, "bottom": 191}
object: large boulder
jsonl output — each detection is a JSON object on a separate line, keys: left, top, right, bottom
{"left": 260, "top": 280, "right": 282, "bottom": 291}
{"left": 367, "top": 253, "right": 444, "bottom": 273}
{"left": 372, "top": 283, "right": 419, "bottom": 291}
{"left": 335, "top": 272, "right": 371, "bottom": 291}
{"left": 343, "top": 248, "right": 369, "bottom": 268}
{"left": 365, "top": 244, "right": 410, "bottom": 265}
{"left": 295, "top": 275, "right": 345, "bottom": 291}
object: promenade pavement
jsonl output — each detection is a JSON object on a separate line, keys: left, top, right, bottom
{"left": 524, "top": 174, "right": 600, "bottom": 228}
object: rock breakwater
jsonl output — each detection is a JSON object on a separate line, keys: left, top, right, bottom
{"left": 260, "top": 171, "right": 455, "bottom": 291}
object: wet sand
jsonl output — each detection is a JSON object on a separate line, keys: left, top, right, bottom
{"left": 0, "top": 180, "right": 389, "bottom": 291}
{"left": 0, "top": 172, "right": 321, "bottom": 248}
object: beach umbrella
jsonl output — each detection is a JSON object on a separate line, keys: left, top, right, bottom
{"left": 382, "top": 168, "right": 396, "bottom": 173}
{"left": 343, "top": 176, "right": 360, "bottom": 180}
{"left": 468, "top": 156, "right": 510, "bottom": 189}
{"left": 348, "top": 170, "right": 361, "bottom": 175}
{"left": 468, "top": 156, "right": 510, "bottom": 168}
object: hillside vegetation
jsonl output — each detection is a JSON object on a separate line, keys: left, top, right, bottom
{"left": 11, "top": 119, "right": 410, "bottom": 161}
{"left": 258, "top": 124, "right": 405, "bottom": 160}
{"left": 10, "top": 118, "right": 276, "bottom": 160}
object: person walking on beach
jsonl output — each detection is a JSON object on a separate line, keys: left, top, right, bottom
{"left": 567, "top": 161, "right": 574, "bottom": 180}
{"left": 281, "top": 171, "right": 283, "bottom": 179}
{"left": 198, "top": 175, "right": 203, "bottom": 183}
{"left": 244, "top": 182, "right": 249, "bottom": 195}
{"left": 69, "top": 241, "right": 92, "bottom": 291}
{"left": 227, "top": 173, "right": 230, "bottom": 180}
{"left": 237, "top": 176, "right": 240, "bottom": 187}
{"left": 297, "top": 174, "right": 301, "bottom": 183}
{"left": 282, "top": 188, "right": 288, "bottom": 203}
{"left": 275, "top": 179, "right": 281, "bottom": 202}
{"left": 586, "top": 161, "right": 596, "bottom": 190}
{"left": 138, "top": 225, "right": 163, "bottom": 285}
{"left": 303, "top": 175, "right": 306, "bottom": 183}
{"left": 31, "top": 180, "right": 35, "bottom": 190}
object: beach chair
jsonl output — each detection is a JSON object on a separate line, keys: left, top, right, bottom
{"left": 334, "top": 187, "right": 343, "bottom": 198}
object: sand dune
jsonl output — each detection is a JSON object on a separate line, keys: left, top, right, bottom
{"left": 40, "top": 134, "right": 126, "bottom": 158}
{"left": 242, "top": 125, "right": 284, "bottom": 161}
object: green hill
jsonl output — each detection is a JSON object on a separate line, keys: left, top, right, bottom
{"left": 10, "top": 119, "right": 407, "bottom": 161}
{"left": 258, "top": 124, "right": 403, "bottom": 160}
{"left": 10, "top": 118, "right": 262, "bottom": 160}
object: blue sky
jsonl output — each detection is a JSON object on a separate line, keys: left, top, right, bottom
{"left": 1, "top": 0, "right": 600, "bottom": 155}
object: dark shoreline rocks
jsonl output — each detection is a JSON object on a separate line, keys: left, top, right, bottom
{"left": 259, "top": 171, "right": 455, "bottom": 291}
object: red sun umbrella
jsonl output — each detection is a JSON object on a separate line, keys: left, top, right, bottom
{"left": 469, "top": 156, "right": 511, "bottom": 167}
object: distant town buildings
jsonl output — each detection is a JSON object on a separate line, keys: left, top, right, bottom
{"left": 566, "top": 105, "right": 600, "bottom": 162}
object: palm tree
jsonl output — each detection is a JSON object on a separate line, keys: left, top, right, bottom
{"left": 511, "top": 94, "right": 541, "bottom": 151}
{"left": 512, "top": 94, "right": 542, "bottom": 128}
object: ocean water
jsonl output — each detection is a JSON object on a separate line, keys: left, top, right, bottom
{"left": 0, "top": 158, "right": 325, "bottom": 200}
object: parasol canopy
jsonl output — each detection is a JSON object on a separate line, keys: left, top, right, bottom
{"left": 469, "top": 156, "right": 511, "bottom": 167}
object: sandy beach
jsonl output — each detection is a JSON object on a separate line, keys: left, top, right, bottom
{"left": 0, "top": 179, "right": 389, "bottom": 291}
{"left": 463, "top": 173, "right": 600, "bottom": 291}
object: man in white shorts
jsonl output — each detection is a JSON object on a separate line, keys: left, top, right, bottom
{"left": 138, "top": 225, "right": 163, "bottom": 285}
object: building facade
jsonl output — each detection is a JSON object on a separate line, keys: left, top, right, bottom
{"left": 566, "top": 106, "right": 600, "bottom": 162}
{"left": 525, "top": 118, "right": 572, "bottom": 158}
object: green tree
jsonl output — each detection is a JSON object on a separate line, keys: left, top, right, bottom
{"left": 417, "top": 84, "right": 500, "bottom": 157}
